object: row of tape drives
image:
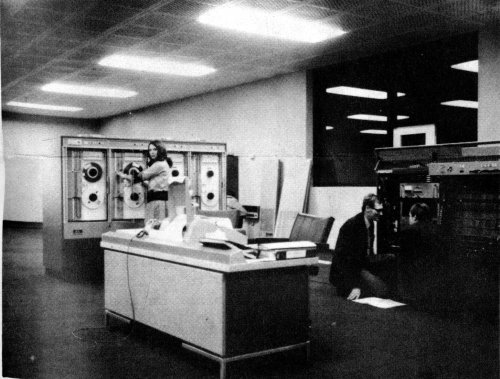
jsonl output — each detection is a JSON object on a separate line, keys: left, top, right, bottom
{"left": 67, "top": 147, "right": 224, "bottom": 223}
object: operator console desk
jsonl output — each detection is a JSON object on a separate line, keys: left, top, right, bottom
{"left": 101, "top": 229, "right": 318, "bottom": 379}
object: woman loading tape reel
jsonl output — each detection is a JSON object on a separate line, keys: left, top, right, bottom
{"left": 117, "top": 140, "right": 173, "bottom": 225}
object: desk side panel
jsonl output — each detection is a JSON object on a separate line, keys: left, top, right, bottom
{"left": 104, "top": 249, "right": 225, "bottom": 354}
{"left": 136, "top": 257, "right": 225, "bottom": 354}
{"left": 225, "top": 267, "right": 309, "bottom": 356}
{"left": 105, "top": 250, "right": 134, "bottom": 318}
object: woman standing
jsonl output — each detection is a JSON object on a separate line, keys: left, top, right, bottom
{"left": 118, "top": 140, "right": 171, "bottom": 223}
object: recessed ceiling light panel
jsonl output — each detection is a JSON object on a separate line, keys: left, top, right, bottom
{"left": 441, "top": 100, "right": 478, "bottom": 109}
{"left": 41, "top": 82, "right": 137, "bottom": 98}
{"left": 99, "top": 54, "right": 217, "bottom": 77}
{"left": 7, "top": 101, "right": 83, "bottom": 112}
{"left": 198, "top": 4, "right": 346, "bottom": 43}
{"left": 451, "top": 60, "right": 478, "bottom": 73}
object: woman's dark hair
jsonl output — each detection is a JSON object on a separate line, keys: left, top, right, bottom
{"left": 410, "top": 203, "right": 431, "bottom": 222}
{"left": 147, "top": 140, "right": 168, "bottom": 166}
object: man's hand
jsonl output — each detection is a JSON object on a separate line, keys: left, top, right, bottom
{"left": 347, "top": 288, "right": 361, "bottom": 300}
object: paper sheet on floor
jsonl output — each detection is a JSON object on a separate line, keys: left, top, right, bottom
{"left": 353, "top": 297, "right": 406, "bottom": 309}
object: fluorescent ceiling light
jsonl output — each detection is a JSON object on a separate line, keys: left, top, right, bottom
{"left": 441, "top": 100, "right": 478, "bottom": 109}
{"left": 7, "top": 101, "right": 83, "bottom": 112}
{"left": 348, "top": 114, "right": 409, "bottom": 122}
{"left": 326, "top": 86, "right": 406, "bottom": 99}
{"left": 360, "top": 129, "right": 388, "bottom": 135}
{"left": 198, "top": 4, "right": 345, "bottom": 43}
{"left": 99, "top": 54, "right": 216, "bottom": 77}
{"left": 451, "top": 60, "right": 478, "bottom": 73}
{"left": 325, "top": 126, "right": 334, "bottom": 130}
{"left": 41, "top": 82, "right": 137, "bottom": 98}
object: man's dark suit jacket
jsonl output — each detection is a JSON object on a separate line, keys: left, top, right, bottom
{"left": 329, "top": 212, "right": 370, "bottom": 297}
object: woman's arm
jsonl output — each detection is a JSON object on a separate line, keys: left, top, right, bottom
{"left": 117, "top": 171, "right": 133, "bottom": 184}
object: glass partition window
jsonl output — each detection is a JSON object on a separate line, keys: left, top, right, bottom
{"left": 313, "top": 33, "right": 478, "bottom": 186}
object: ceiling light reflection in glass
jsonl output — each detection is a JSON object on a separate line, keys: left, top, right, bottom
{"left": 41, "top": 82, "right": 137, "bottom": 98}
{"left": 441, "top": 100, "right": 478, "bottom": 108}
{"left": 99, "top": 54, "right": 217, "bottom": 77}
{"left": 326, "top": 86, "right": 405, "bottom": 99}
{"left": 198, "top": 4, "right": 345, "bottom": 43}
{"left": 451, "top": 60, "right": 478, "bottom": 73}
{"left": 360, "top": 129, "right": 387, "bottom": 134}
{"left": 7, "top": 101, "right": 83, "bottom": 112}
{"left": 348, "top": 114, "right": 409, "bottom": 121}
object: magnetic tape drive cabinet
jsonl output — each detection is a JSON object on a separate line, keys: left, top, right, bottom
{"left": 43, "top": 136, "right": 226, "bottom": 281}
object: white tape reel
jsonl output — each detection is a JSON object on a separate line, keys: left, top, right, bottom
{"left": 169, "top": 153, "right": 186, "bottom": 179}
{"left": 200, "top": 154, "right": 220, "bottom": 210}
{"left": 82, "top": 184, "right": 104, "bottom": 209}
{"left": 124, "top": 184, "right": 145, "bottom": 208}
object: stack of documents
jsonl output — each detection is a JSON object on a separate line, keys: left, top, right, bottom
{"left": 258, "top": 241, "right": 317, "bottom": 260}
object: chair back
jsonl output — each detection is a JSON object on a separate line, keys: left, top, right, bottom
{"left": 288, "top": 213, "right": 334, "bottom": 244}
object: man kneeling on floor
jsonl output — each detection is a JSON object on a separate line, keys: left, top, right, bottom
{"left": 330, "top": 193, "right": 396, "bottom": 300}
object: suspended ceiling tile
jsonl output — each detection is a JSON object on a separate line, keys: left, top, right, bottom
{"left": 157, "top": 0, "right": 207, "bottom": 19}
{"left": 113, "top": 25, "right": 162, "bottom": 39}
{"left": 112, "top": 0, "right": 163, "bottom": 9}
{"left": 101, "top": 35, "right": 145, "bottom": 49}
{"left": 66, "top": 46, "right": 108, "bottom": 63}
{"left": 309, "top": 0, "right": 372, "bottom": 12}
{"left": 71, "top": 67, "right": 110, "bottom": 82}
{"left": 4, "top": 21, "right": 51, "bottom": 39}
{"left": 157, "top": 30, "right": 207, "bottom": 45}
{"left": 237, "top": 0, "right": 299, "bottom": 12}
{"left": 26, "top": 0, "right": 89, "bottom": 13}
{"left": 351, "top": 0, "right": 416, "bottom": 21}
{"left": 391, "top": 0, "right": 455, "bottom": 9}
{"left": 48, "top": 26, "right": 102, "bottom": 43}
{"left": 84, "top": 3, "right": 140, "bottom": 23}
{"left": 323, "top": 11, "right": 377, "bottom": 31}
{"left": 68, "top": 16, "right": 118, "bottom": 35}
{"left": 12, "top": 6, "right": 69, "bottom": 27}
{"left": 427, "top": 0, "right": 498, "bottom": 21}
{"left": 289, "top": 3, "right": 340, "bottom": 19}
{"left": 133, "top": 12, "right": 185, "bottom": 30}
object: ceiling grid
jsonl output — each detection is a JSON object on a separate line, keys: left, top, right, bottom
{"left": 1, "top": 0, "right": 498, "bottom": 118}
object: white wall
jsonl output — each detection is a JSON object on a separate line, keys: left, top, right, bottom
{"left": 2, "top": 115, "right": 98, "bottom": 222}
{"left": 478, "top": 25, "right": 500, "bottom": 142}
{"left": 101, "top": 72, "right": 312, "bottom": 207}
{"left": 101, "top": 72, "right": 310, "bottom": 159}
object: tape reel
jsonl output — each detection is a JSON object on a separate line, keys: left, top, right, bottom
{"left": 123, "top": 162, "right": 143, "bottom": 177}
{"left": 124, "top": 185, "right": 145, "bottom": 208}
{"left": 201, "top": 189, "right": 218, "bottom": 207}
{"left": 82, "top": 162, "right": 103, "bottom": 183}
{"left": 82, "top": 185, "right": 104, "bottom": 209}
